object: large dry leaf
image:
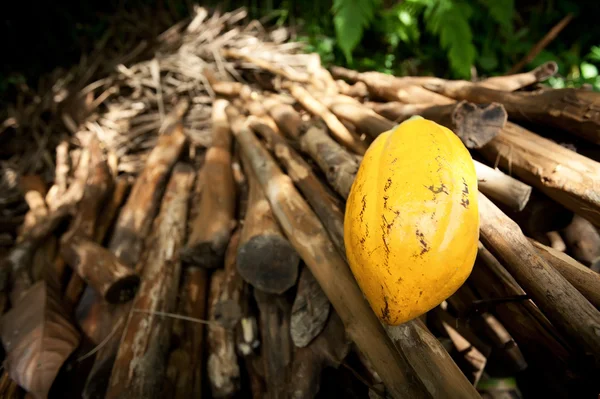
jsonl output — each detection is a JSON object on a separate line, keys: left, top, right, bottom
{"left": 0, "top": 281, "right": 80, "bottom": 399}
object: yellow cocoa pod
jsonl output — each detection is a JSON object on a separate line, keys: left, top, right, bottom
{"left": 344, "top": 116, "right": 479, "bottom": 325}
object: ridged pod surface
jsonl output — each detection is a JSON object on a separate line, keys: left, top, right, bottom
{"left": 344, "top": 116, "right": 479, "bottom": 325}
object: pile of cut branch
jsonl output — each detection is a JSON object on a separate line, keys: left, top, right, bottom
{"left": 1, "top": 6, "right": 600, "bottom": 399}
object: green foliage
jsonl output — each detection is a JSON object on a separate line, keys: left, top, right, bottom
{"left": 332, "top": 0, "right": 380, "bottom": 63}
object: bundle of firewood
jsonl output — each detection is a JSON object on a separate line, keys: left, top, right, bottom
{"left": 1, "top": 6, "right": 600, "bottom": 399}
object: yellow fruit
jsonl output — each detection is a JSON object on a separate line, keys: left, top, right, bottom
{"left": 344, "top": 116, "right": 479, "bottom": 325}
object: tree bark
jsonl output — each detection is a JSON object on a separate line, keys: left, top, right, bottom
{"left": 207, "top": 269, "right": 240, "bottom": 398}
{"left": 82, "top": 124, "right": 187, "bottom": 399}
{"left": 477, "top": 192, "right": 600, "bottom": 364}
{"left": 61, "top": 235, "right": 140, "bottom": 303}
{"left": 236, "top": 154, "right": 300, "bottom": 294}
{"left": 263, "top": 97, "right": 303, "bottom": 139}
{"left": 287, "top": 84, "right": 368, "bottom": 154}
{"left": 228, "top": 112, "right": 436, "bottom": 399}
{"left": 479, "top": 61, "right": 558, "bottom": 91}
{"left": 367, "top": 100, "right": 507, "bottom": 149}
{"left": 165, "top": 267, "right": 208, "bottom": 399}
{"left": 530, "top": 238, "right": 600, "bottom": 309}
{"left": 479, "top": 122, "right": 600, "bottom": 226}
{"left": 384, "top": 318, "right": 482, "bottom": 399}
{"left": 321, "top": 95, "right": 395, "bottom": 139}
{"left": 298, "top": 121, "right": 359, "bottom": 200}
{"left": 561, "top": 214, "right": 600, "bottom": 269}
{"left": 254, "top": 289, "right": 293, "bottom": 399}
{"left": 105, "top": 163, "right": 194, "bottom": 398}
{"left": 473, "top": 161, "right": 532, "bottom": 211}
{"left": 289, "top": 311, "right": 351, "bottom": 399}
{"left": 182, "top": 99, "right": 236, "bottom": 268}
{"left": 290, "top": 266, "right": 331, "bottom": 348}
{"left": 470, "top": 244, "right": 597, "bottom": 398}
{"left": 425, "top": 81, "right": 600, "bottom": 144}
{"left": 249, "top": 117, "right": 346, "bottom": 255}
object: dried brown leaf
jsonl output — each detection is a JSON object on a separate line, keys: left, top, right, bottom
{"left": 0, "top": 281, "right": 80, "bottom": 399}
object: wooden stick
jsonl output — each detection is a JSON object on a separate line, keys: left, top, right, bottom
{"left": 108, "top": 123, "right": 187, "bottom": 268}
{"left": 321, "top": 95, "right": 395, "bottom": 139}
{"left": 329, "top": 67, "right": 453, "bottom": 105}
{"left": 222, "top": 48, "right": 311, "bottom": 83}
{"left": 529, "top": 238, "right": 600, "bottom": 309}
{"left": 479, "top": 121, "right": 600, "bottom": 226}
{"left": 248, "top": 116, "right": 347, "bottom": 256}
{"left": 164, "top": 267, "right": 208, "bottom": 398}
{"left": 93, "top": 176, "right": 131, "bottom": 244}
{"left": 561, "top": 214, "right": 600, "bottom": 269}
{"left": 182, "top": 99, "right": 236, "bottom": 268}
{"left": 82, "top": 124, "right": 187, "bottom": 398}
{"left": 506, "top": 14, "right": 574, "bottom": 74}
{"left": 298, "top": 121, "right": 359, "bottom": 199}
{"left": 62, "top": 137, "right": 115, "bottom": 307}
{"left": 254, "top": 289, "right": 293, "bottom": 398}
{"left": 228, "top": 111, "right": 437, "bottom": 399}
{"left": 106, "top": 163, "right": 194, "bottom": 398}
{"left": 336, "top": 80, "right": 369, "bottom": 98}
{"left": 480, "top": 61, "right": 558, "bottom": 91}
{"left": 207, "top": 270, "right": 240, "bottom": 397}
{"left": 289, "top": 311, "right": 351, "bottom": 399}
{"left": 384, "top": 318, "right": 482, "bottom": 399}
{"left": 428, "top": 307, "right": 488, "bottom": 386}
{"left": 447, "top": 284, "right": 528, "bottom": 373}
{"left": 291, "top": 266, "right": 331, "bottom": 348}
{"left": 61, "top": 235, "right": 140, "bottom": 304}
{"left": 477, "top": 191, "right": 600, "bottom": 363}
{"left": 286, "top": 84, "right": 368, "bottom": 154}
{"left": 263, "top": 97, "right": 303, "bottom": 139}
{"left": 474, "top": 161, "right": 532, "bottom": 212}
{"left": 469, "top": 245, "right": 596, "bottom": 398}
{"left": 6, "top": 206, "right": 71, "bottom": 305}
{"left": 237, "top": 154, "right": 300, "bottom": 294}
{"left": 424, "top": 81, "right": 600, "bottom": 144}
{"left": 546, "top": 230, "right": 567, "bottom": 252}
{"left": 367, "top": 100, "right": 507, "bottom": 149}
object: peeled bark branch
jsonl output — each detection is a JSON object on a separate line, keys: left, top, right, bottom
{"left": 61, "top": 235, "right": 140, "bottom": 303}
{"left": 165, "top": 266, "right": 208, "bottom": 398}
{"left": 470, "top": 244, "right": 596, "bottom": 398}
{"left": 329, "top": 67, "right": 453, "bottom": 105}
{"left": 368, "top": 100, "right": 507, "bottom": 149}
{"left": 263, "top": 96, "right": 303, "bottom": 139}
{"left": 425, "top": 81, "right": 600, "bottom": 144}
{"left": 108, "top": 124, "right": 187, "bottom": 268}
{"left": 106, "top": 163, "right": 194, "bottom": 398}
{"left": 561, "top": 214, "right": 600, "bottom": 269}
{"left": 479, "top": 122, "right": 600, "bottom": 226}
{"left": 530, "top": 239, "right": 600, "bottom": 309}
{"left": 479, "top": 61, "right": 558, "bottom": 91}
{"left": 228, "top": 112, "right": 439, "bottom": 399}
{"left": 237, "top": 154, "right": 300, "bottom": 294}
{"left": 298, "top": 121, "right": 359, "bottom": 200}
{"left": 82, "top": 124, "right": 187, "bottom": 399}
{"left": 182, "top": 99, "right": 236, "bottom": 268}
{"left": 321, "top": 95, "right": 395, "bottom": 139}
{"left": 287, "top": 84, "right": 368, "bottom": 154}
{"left": 249, "top": 116, "right": 346, "bottom": 255}
{"left": 254, "top": 289, "right": 293, "bottom": 399}
{"left": 478, "top": 192, "right": 600, "bottom": 364}
{"left": 207, "top": 231, "right": 243, "bottom": 398}
{"left": 474, "top": 162, "right": 532, "bottom": 211}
